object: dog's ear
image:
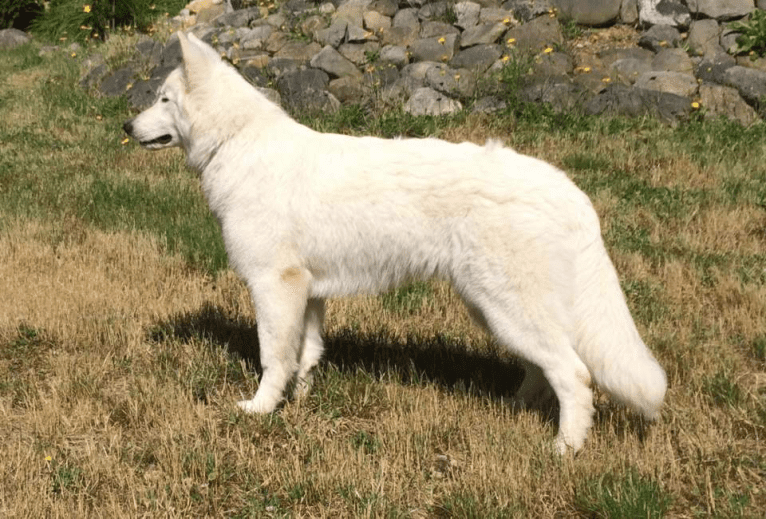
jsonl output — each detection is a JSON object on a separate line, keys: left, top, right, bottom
{"left": 178, "top": 31, "right": 220, "bottom": 91}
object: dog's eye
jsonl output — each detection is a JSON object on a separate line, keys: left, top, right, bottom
{"left": 161, "top": 97, "right": 169, "bottom": 103}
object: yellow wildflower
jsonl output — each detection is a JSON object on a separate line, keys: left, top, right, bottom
{"left": 501, "top": 55, "right": 510, "bottom": 63}
{"left": 601, "top": 77, "right": 611, "bottom": 83}
{"left": 506, "top": 38, "right": 516, "bottom": 45}
{"left": 83, "top": 4, "right": 91, "bottom": 13}
{"left": 691, "top": 101, "right": 700, "bottom": 109}
{"left": 543, "top": 47, "right": 553, "bottom": 54}
{"left": 121, "top": 137, "right": 130, "bottom": 145}
{"left": 502, "top": 17, "right": 511, "bottom": 25}
{"left": 438, "top": 37, "right": 446, "bottom": 45}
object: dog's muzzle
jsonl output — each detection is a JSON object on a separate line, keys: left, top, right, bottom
{"left": 122, "top": 120, "right": 173, "bottom": 147}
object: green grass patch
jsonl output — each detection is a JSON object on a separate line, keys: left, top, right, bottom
{"left": 575, "top": 469, "right": 671, "bottom": 519}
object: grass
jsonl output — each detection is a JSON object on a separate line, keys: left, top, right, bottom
{"left": 0, "top": 32, "right": 765, "bottom": 517}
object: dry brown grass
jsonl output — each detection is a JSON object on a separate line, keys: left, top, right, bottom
{"left": 0, "top": 35, "right": 764, "bottom": 518}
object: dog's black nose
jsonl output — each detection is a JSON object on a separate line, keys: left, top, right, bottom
{"left": 122, "top": 120, "right": 133, "bottom": 136}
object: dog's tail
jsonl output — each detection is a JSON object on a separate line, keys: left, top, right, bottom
{"left": 573, "top": 237, "right": 667, "bottom": 419}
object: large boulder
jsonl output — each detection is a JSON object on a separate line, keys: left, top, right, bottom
{"left": 551, "top": 0, "right": 621, "bottom": 26}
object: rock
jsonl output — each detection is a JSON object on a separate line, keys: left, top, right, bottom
{"left": 699, "top": 83, "right": 758, "bottom": 125}
{"left": 300, "top": 15, "right": 328, "bottom": 38}
{"left": 402, "top": 61, "right": 441, "bottom": 82}
{"left": 638, "top": 0, "right": 690, "bottom": 29}
{"left": 275, "top": 41, "right": 322, "bottom": 61}
{"left": 80, "top": 63, "right": 109, "bottom": 89}
{"left": 420, "top": 21, "right": 461, "bottom": 38}
{"left": 620, "top": 0, "right": 639, "bottom": 24}
{"left": 393, "top": 8, "right": 421, "bottom": 32}
{"left": 585, "top": 84, "right": 692, "bottom": 124}
{"left": 316, "top": 21, "right": 348, "bottom": 47}
{"left": 381, "top": 25, "right": 421, "bottom": 46}
{"left": 409, "top": 34, "right": 460, "bottom": 62}
{"left": 256, "top": 87, "right": 282, "bottom": 106}
{"left": 380, "top": 45, "right": 410, "bottom": 66}
{"left": 551, "top": 0, "right": 621, "bottom": 26}
{"left": 573, "top": 67, "right": 613, "bottom": 92}
{"left": 722, "top": 65, "right": 766, "bottom": 105}
{"left": 651, "top": 48, "right": 693, "bottom": 74}
{"left": 160, "top": 37, "right": 184, "bottom": 68}
{"left": 333, "top": 0, "right": 372, "bottom": 27}
{"left": 634, "top": 71, "right": 698, "bottom": 97}
{"left": 276, "top": 68, "right": 340, "bottom": 112}
{"left": 460, "top": 23, "right": 507, "bottom": 47}
{"left": 687, "top": 19, "right": 722, "bottom": 57}
{"left": 214, "top": 6, "right": 262, "bottom": 27}
{"left": 521, "top": 80, "right": 586, "bottom": 111}
{"left": 610, "top": 58, "right": 653, "bottom": 84}
{"left": 418, "top": 2, "right": 451, "bottom": 20}
{"left": 471, "top": 95, "right": 507, "bottom": 113}
{"left": 504, "top": 0, "right": 556, "bottom": 22}
{"left": 339, "top": 42, "right": 381, "bottom": 65}
{"left": 597, "top": 47, "right": 654, "bottom": 69}
{"left": 267, "top": 57, "right": 302, "bottom": 77}
{"left": 686, "top": 0, "right": 755, "bottom": 21}
{"left": 265, "top": 31, "right": 290, "bottom": 53}
{"left": 404, "top": 86, "right": 463, "bottom": 115}
{"left": 346, "top": 25, "right": 378, "bottom": 43}
{"left": 241, "top": 25, "right": 273, "bottom": 49}
{"left": 531, "top": 51, "right": 573, "bottom": 77}
{"left": 425, "top": 64, "right": 476, "bottom": 97}
{"left": 310, "top": 45, "right": 363, "bottom": 78}
{"left": 479, "top": 8, "right": 516, "bottom": 24}
{"left": 451, "top": 44, "right": 503, "bottom": 72}
{"left": 127, "top": 77, "right": 165, "bottom": 109}
{"left": 638, "top": 25, "right": 683, "bottom": 52}
{"left": 503, "top": 14, "right": 563, "bottom": 53}
{"left": 695, "top": 53, "right": 737, "bottom": 83}
{"left": 364, "top": 11, "right": 392, "bottom": 32}
{"left": 369, "top": 0, "right": 398, "bottom": 17}
{"left": 99, "top": 67, "right": 135, "bottom": 96}
{"left": 329, "top": 75, "right": 367, "bottom": 102}
{"left": 240, "top": 65, "right": 269, "bottom": 86}
{"left": 364, "top": 63, "right": 400, "bottom": 89}
{"left": 455, "top": 1, "right": 482, "bottom": 28}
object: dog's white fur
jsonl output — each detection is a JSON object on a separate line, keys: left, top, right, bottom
{"left": 124, "top": 32, "right": 667, "bottom": 453}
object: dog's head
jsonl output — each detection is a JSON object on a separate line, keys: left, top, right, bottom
{"left": 122, "top": 32, "right": 221, "bottom": 151}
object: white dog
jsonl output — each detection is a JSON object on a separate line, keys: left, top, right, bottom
{"left": 124, "top": 32, "right": 666, "bottom": 453}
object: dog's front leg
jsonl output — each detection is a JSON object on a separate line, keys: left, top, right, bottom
{"left": 238, "top": 267, "right": 310, "bottom": 414}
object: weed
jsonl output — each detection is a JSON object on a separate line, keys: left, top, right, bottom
{"left": 30, "top": 0, "right": 187, "bottom": 44}
{"left": 703, "top": 369, "right": 744, "bottom": 408}
{"left": 380, "top": 281, "right": 434, "bottom": 316}
{"left": 575, "top": 469, "right": 671, "bottom": 519}
{"left": 729, "top": 9, "right": 766, "bottom": 57}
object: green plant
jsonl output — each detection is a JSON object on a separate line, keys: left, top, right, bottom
{"left": 380, "top": 281, "right": 433, "bottom": 315}
{"left": 703, "top": 369, "right": 744, "bottom": 408}
{"left": 30, "top": 0, "right": 187, "bottom": 44}
{"left": 0, "top": 0, "right": 43, "bottom": 30}
{"left": 729, "top": 9, "right": 766, "bottom": 57}
{"left": 575, "top": 469, "right": 671, "bottom": 519}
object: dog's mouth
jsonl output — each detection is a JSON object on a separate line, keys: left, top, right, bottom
{"left": 140, "top": 134, "right": 173, "bottom": 146}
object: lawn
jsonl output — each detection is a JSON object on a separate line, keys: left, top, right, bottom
{"left": 0, "top": 34, "right": 764, "bottom": 517}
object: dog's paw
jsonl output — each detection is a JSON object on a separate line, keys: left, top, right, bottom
{"left": 237, "top": 397, "right": 277, "bottom": 414}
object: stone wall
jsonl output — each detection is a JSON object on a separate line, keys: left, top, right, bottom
{"left": 5, "top": 0, "right": 766, "bottom": 125}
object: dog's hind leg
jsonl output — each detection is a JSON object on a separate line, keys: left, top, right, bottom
{"left": 458, "top": 286, "right": 594, "bottom": 453}
{"left": 238, "top": 267, "right": 310, "bottom": 414}
{"left": 294, "top": 298, "right": 325, "bottom": 399}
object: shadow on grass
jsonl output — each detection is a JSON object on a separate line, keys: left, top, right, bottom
{"left": 149, "top": 303, "right": 658, "bottom": 443}
{"left": 149, "top": 302, "right": 527, "bottom": 403}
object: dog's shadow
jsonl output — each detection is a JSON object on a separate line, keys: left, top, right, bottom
{"left": 150, "top": 302, "right": 533, "bottom": 403}
{"left": 147, "top": 302, "right": 674, "bottom": 442}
